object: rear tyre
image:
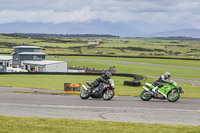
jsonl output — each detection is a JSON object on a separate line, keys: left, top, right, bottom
{"left": 140, "top": 90, "right": 152, "bottom": 101}
{"left": 103, "top": 89, "right": 115, "bottom": 101}
{"left": 167, "top": 90, "right": 180, "bottom": 102}
{"left": 80, "top": 89, "right": 90, "bottom": 99}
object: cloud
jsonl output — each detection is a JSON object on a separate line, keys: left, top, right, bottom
{"left": 1, "top": 0, "right": 200, "bottom": 29}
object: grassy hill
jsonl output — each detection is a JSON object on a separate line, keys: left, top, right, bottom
{"left": 0, "top": 34, "right": 200, "bottom": 58}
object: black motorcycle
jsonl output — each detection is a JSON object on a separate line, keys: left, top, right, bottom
{"left": 80, "top": 79, "right": 115, "bottom": 100}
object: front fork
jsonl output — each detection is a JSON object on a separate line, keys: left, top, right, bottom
{"left": 171, "top": 89, "right": 175, "bottom": 95}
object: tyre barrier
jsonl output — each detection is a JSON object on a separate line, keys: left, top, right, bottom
{"left": 124, "top": 81, "right": 141, "bottom": 87}
{"left": 64, "top": 83, "right": 81, "bottom": 93}
{"left": 73, "top": 83, "right": 81, "bottom": 93}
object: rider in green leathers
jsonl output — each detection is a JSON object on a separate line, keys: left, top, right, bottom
{"left": 152, "top": 72, "right": 172, "bottom": 96}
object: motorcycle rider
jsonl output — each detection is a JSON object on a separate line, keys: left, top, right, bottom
{"left": 89, "top": 72, "right": 112, "bottom": 93}
{"left": 152, "top": 72, "right": 172, "bottom": 96}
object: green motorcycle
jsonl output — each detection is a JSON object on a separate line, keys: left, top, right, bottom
{"left": 140, "top": 80, "right": 184, "bottom": 102}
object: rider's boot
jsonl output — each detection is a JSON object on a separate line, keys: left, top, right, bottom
{"left": 88, "top": 86, "right": 93, "bottom": 93}
{"left": 154, "top": 90, "right": 158, "bottom": 97}
{"left": 152, "top": 86, "right": 158, "bottom": 92}
{"left": 152, "top": 86, "right": 158, "bottom": 97}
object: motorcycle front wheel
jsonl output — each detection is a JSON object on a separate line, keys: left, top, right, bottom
{"left": 167, "top": 90, "right": 180, "bottom": 102}
{"left": 140, "top": 90, "right": 152, "bottom": 101}
{"left": 80, "top": 89, "right": 90, "bottom": 99}
{"left": 102, "top": 89, "right": 115, "bottom": 101}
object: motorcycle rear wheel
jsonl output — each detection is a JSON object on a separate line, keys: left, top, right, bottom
{"left": 140, "top": 90, "right": 152, "bottom": 101}
{"left": 80, "top": 89, "right": 90, "bottom": 99}
{"left": 167, "top": 90, "right": 180, "bottom": 102}
{"left": 102, "top": 89, "right": 115, "bottom": 101}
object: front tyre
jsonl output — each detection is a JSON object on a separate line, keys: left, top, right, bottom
{"left": 167, "top": 90, "right": 180, "bottom": 102}
{"left": 103, "top": 89, "right": 115, "bottom": 101}
{"left": 80, "top": 89, "right": 90, "bottom": 99}
{"left": 140, "top": 90, "right": 152, "bottom": 101}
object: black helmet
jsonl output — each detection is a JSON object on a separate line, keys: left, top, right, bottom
{"left": 105, "top": 72, "right": 112, "bottom": 79}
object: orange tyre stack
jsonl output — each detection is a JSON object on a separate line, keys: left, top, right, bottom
{"left": 64, "top": 83, "right": 81, "bottom": 93}
{"left": 73, "top": 83, "right": 81, "bottom": 93}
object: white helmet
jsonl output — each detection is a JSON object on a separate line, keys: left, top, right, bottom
{"left": 164, "top": 72, "right": 171, "bottom": 79}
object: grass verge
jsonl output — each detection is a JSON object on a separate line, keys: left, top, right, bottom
{"left": 0, "top": 116, "right": 199, "bottom": 133}
{"left": 12, "top": 91, "right": 79, "bottom": 95}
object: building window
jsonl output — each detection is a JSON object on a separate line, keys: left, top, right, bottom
{"left": 33, "top": 56, "right": 43, "bottom": 61}
{"left": 34, "top": 49, "right": 40, "bottom": 52}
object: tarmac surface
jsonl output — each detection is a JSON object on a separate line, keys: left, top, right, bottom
{"left": 0, "top": 86, "right": 200, "bottom": 126}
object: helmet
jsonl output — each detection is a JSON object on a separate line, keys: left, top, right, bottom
{"left": 164, "top": 72, "right": 171, "bottom": 79}
{"left": 105, "top": 72, "right": 112, "bottom": 79}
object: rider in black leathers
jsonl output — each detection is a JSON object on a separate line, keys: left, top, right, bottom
{"left": 89, "top": 72, "right": 112, "bottom": 93}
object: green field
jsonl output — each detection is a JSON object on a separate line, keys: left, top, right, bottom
{"left": 1, "top": 116, "right": 200, "bottom": 133}
{"left": 50, "top": 58, "right": 200, "bottom": 79}
{"left": 48, "top": 55, "right": 200, "bottom": 68}
{"left": 1, "top": 34, "right": 200, "bottom": 57}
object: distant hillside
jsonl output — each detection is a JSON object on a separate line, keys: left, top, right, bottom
{"left": 0, "top": 21, "right": 142, "bottom": 37}
{"left": 144, "top": 29, "right": 200, "bottom": 38}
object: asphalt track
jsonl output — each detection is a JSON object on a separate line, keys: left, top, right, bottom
{"left": 0, "top": 86, "right": 200, "bottom": 126}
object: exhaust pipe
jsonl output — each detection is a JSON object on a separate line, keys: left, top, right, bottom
{"left": 143, "top": 86, "right": 153, "bottom": 95}
{"left": 143, "top": 86, "right": 150, "bottom": 91}
{"left": 82, "top": 85, "right": 88, "bottom": 90}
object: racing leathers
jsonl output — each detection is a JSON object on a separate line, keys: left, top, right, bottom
{"left": 152, "top": 75, "right": 171, "bottom": 93}
{"left": 89, "top": 74, "right": 110, "bottom": 93}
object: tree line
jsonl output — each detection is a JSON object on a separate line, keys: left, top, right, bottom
{"left": 15, "top": 33, "right": 120, "bottom": 38}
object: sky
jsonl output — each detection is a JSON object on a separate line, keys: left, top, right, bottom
{"left": 1, "top": 0, "right": 200, "bottom": 36}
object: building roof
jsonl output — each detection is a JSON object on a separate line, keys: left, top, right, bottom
{"left": 13, "top": 46, "right": 42, "bottom": 49}
{"left": 23, "top": 60, "right": 67, "bottom": 65}
{"left": 0, "top": 56, "right": 12, "bottom": 61}
{"left": 18, "top": 52, "right": 47, "bottom": 55}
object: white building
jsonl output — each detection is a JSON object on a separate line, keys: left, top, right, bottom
{"left": 12, "top": 46, "right": 68, "bottom": 72}
{"left": 23, "top": 60, "right": 68, "bottom": 72}
{"left": 0, "top": 56, "right": 12, "bottom": 72}
{"left": 0, "top": 46, "right": 68, "bottom": 72}
{"left": 88, "top": 41, "right": 99, "bottom": 45}
{"left": 12, "top": 46, "right": 46, "bottom": 68}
